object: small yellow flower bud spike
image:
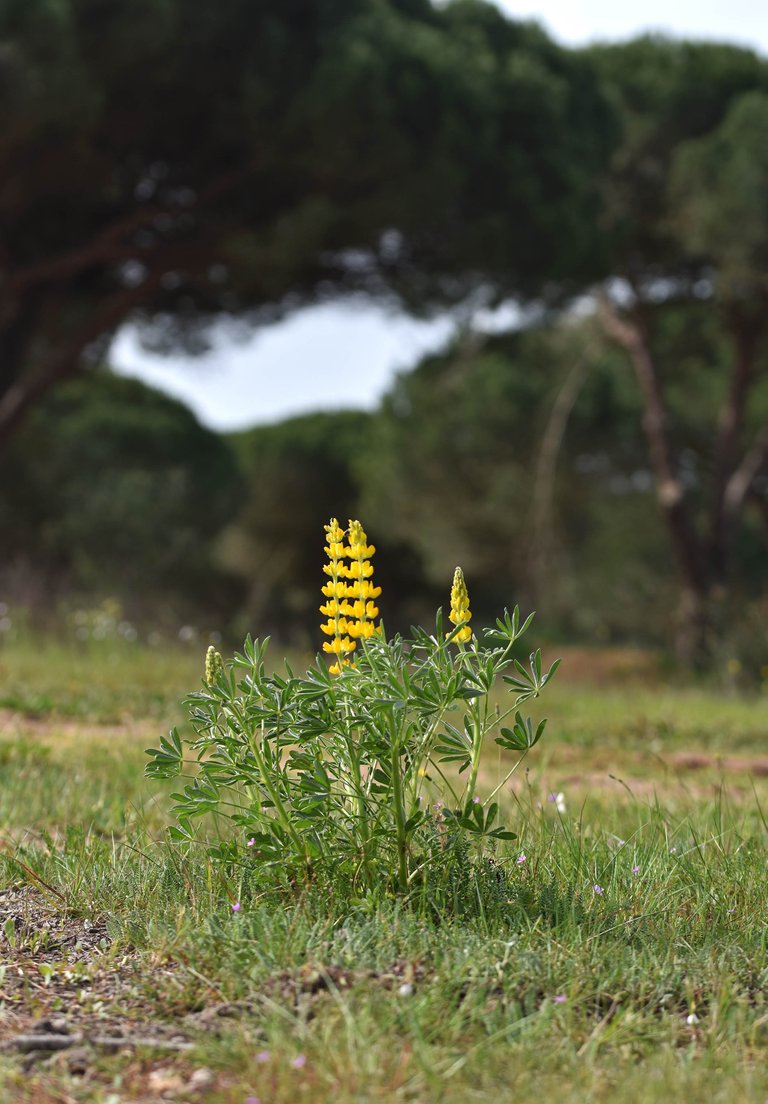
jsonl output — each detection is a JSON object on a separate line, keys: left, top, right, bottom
{"left": 205, "top": 644, "right": 224, "bottom": 684}
{"left": 448, "top": 566, "right": 472, "bottom": 643}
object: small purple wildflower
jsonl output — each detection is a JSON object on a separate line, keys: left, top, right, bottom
{"left": 517, "top": 853, "right": 526, "bottom": 865}
{"left": 246, "top": 837, "right": 256, "bottom": 847}
{"left": 245, "top": 1097, "right": 261, "bottom": 1104}
{"left": 553, "top": 995, "right": 567, "bottom": 1004}
{"left": 632, "top": 865, "right": 641, "bottom": 874}
{"left": 433, "top": 801, "right": 443, "bottom": 811}
{"left": 472, "top": 796, "right": 481, "bottom": 804}
{"left": 255, "top": 1050, "right": 271, "bottom": 1063}
{"left": 231, "top": 902, "right": 241, "bottom": 912}
{"left": 593, "top": 884, "right": 604, "bottom": 896}
{"left": 727, "top": 907, "right": 736, "bottom": 914}
{"left": 291, "top": 1054, "right": 307, "bottom": 1070}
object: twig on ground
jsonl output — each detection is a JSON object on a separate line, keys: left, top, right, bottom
{"left": 4, "top": 1033, "right": 194, "bottom": 1054}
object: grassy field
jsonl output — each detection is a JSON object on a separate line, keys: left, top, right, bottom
{"left": 2, "top": 635, "right": 768, "bottom": 1103}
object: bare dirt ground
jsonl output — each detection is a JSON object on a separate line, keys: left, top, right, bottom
{"left": 0, "top": 882, "right": 430, "bottom": 1103}
{"left": 0, "top": 708, "right": 158, "bottom": 747}
{"left": 0, "top": 884, "right": 217, "bottom": 1102}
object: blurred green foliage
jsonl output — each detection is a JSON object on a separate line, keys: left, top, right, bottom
{"left": 0, "top": 374, "right": 241, "bottom": 621}
{"left": 3, "top": 303, "right": 765, "bottom": 666}
{"left": 222, "top": 411, "right": 371, "bottom": 640}
{"left": 0, "top": 9, "right": 767, "bottom": 665}
{"left": 0, "top": 0, "right": 612, "bottom": 446}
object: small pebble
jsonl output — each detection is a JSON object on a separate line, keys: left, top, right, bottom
{"left": 188, "top": 1067, "right": 215, "bottom": 1092}
{"left": 66, "top": 1047, "right": 90, "bottom": 1077}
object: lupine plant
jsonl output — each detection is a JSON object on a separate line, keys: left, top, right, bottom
{"left": 146, "top": 519, "right": 559, "bottom": 897}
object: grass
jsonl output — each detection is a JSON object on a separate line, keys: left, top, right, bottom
{"left": 2, "top": 634, "right": 768, "bottom": 1102}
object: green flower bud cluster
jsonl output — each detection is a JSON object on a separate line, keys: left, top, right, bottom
{"left": 205, "top": 644, "right": 224, "bottom": 685}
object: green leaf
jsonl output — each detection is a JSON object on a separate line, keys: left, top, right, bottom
{"left": 496, "top": 713, "right": 547, "bottom": 752}
{"left": 168, "top": 817, "right": 194, "bottom": 843}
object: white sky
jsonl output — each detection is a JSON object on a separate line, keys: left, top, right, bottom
{"left": 494, "top": 0, "right": 768, "bottom": 52}
{"left": 113, "top": 1, "right": 768, "bottom": 431}
{"left": 112, "top": 309, "right": 453, "bottom": 432}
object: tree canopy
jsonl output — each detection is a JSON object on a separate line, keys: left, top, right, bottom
{"left": 0, "top": 0, "right": 612, "bottom": 446}
{"left": 0, "top": 374, "right": 241, "bottom": 616}
{"left": 588, "top": 38, "right": 768, "bottom": 660}
{"left": 3, "top": 8, "right": 768, "bottom": 664}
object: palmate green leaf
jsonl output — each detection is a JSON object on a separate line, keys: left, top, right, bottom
{"left": 168, "top": 816, "right": 194, "bottom": 843}
{"left": 496, "top": 712, "right": 547, "bottom": 751}
{"left": 541, "top": 657, "right": 562, "bottom": 686}
{"left": 144, "top": 755, "right": 181, "bottom": 780}
{"left": 207, "top": 840, "right": 240, "bottom": 862}
{"left": 464, "top": 805, "right": 515, "bottom": 841}
{"left": 503, "top": 653, "right": 560, "bottom": 702}
{"left": 445, "top": 801, "right": 505, "bottom": 837}
{"left": 485, "top": 606, "right": 535, "bottom": 646}
{"left": 404, "top": 811, "right": 426, "bottom": 833}
{"left": 297, "top": 772, "right": 332, "bottom": 800}
{"left": 435, "top": 720, "right": 472, "bottom": 770}
{"left": 144, "top": 727, "right": 184, "bottom": 778}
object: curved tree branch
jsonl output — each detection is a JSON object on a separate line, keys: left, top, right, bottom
{"left": 528, "top": 334, "right": 594, "bottom": 594}
{"left": 0, "top": 275, "right": 163, "bottom": 452}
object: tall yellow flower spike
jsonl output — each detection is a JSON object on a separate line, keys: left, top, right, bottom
{"left": 448, "top": 566, "right": 472, "bottom": 643}
{"left": 321, "top": 517, "right": 381, "bottom": 673}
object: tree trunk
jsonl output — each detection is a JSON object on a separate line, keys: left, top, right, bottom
{"left": 709, "top": 318, "right": 761, "bottom": 582}
{"left": 598, "top": 293, "right": 711, "bottom": 665}
{"left": 527, "top": 337, "right": 594, "bottom": 604}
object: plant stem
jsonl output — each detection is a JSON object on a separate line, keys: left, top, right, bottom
{"left": 229, "top": 703, "right": 306, "bottom": 856}
{"left": 465, "top": 703, "right": 485, "bottom": 807}
{"left": 485, "top": 751, "right": 528, "bottom": 803}
{"left": 388, "top": 710, "right": 409, "bottom": 892}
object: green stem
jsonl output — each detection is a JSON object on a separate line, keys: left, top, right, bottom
{"left": 422, "top": 757, "right": 462, "bottom": 808}
{"left": 348, "top": 731, "right": 370, "bottom": 846}
{"left": 389, "top": 711, "right": 408, "bottom": 893}
{"left": 465, "top": 705, "right": 484, "bottom": 808}
{"left": 228, "top": 703, "right": 306, "bottom": 855}
{"left": 485, "top": 751, "right": 528, "bottom": 803}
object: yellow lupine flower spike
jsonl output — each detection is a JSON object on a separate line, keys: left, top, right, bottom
{"left": 321, "top": 517, "right": 356, "bottom": 670}
{"left": 321, "top": 517, "right": 382, "bottom": 672}
{"left": 448, "top": 566, "right": 472, "bottom": 643}
{"left": 342, "top": 519, "right": 380, "bottom": 642}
